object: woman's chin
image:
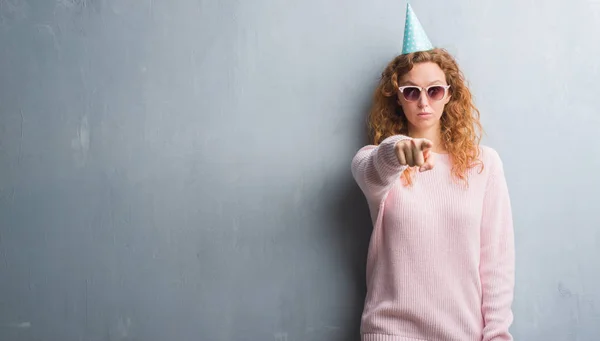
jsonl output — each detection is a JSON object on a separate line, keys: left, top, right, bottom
{"left": 408, "top": 119, "right": 440, "bottom": 131}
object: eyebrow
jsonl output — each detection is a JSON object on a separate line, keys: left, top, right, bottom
{"left": 400, "top": 80, "right": 445, "bottom": 86}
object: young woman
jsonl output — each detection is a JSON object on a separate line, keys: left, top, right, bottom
{"left": 350, "top": 5, "right": 515, "bottom": 341}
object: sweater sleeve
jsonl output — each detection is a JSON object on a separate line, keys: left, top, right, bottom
{"left": 480, "top": 152, "right": 516, "bottom": 341}
{"left": 351, "top": 134, "right": 411, "bottom": 205}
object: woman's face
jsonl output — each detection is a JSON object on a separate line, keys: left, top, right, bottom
{"left": 397, "top": 62, "right": 451, "bottom": 134}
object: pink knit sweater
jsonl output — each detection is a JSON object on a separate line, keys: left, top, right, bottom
{"left": 351, "top": 135, "right": 515, "bottom": 341}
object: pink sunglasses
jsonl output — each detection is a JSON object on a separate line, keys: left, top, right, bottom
{"left": 398, "top": 85, "right": 451, "bottom": 102}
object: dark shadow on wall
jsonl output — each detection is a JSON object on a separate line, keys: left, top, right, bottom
{"left": 323, "top": 101, "right": 374, "bottom": 341}
{"left": 329, "top": 178, "right": 374, "bottom": 341}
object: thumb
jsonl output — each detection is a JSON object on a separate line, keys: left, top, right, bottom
{"left": 419, "top": 150, "right": 436, "bottom": 172}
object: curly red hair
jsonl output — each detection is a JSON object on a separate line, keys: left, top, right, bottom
{"left": 367, "top": 48, "right": 484, "bottom": 186}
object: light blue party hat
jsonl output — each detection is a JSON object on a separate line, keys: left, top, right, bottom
{"left": 402, "top": 3, "right": 434, "bottom": 54}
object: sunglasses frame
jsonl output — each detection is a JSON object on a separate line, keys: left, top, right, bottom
{"left": 398, "top": 84, "right": 451, "bottom": 102}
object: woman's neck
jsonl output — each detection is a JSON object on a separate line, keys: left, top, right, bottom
{"left": 407, "top": 127, "right": 446, "bottom": 153}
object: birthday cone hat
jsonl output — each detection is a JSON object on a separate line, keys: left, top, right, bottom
{"left": 402, "top": 3, "right": 434, "bottom": 54}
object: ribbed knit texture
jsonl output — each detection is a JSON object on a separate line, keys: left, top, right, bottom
{"left": 351, "top": 135, "right": 515, "bottom": 341}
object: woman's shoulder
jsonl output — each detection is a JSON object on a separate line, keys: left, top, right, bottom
{"left": 477, "top": 144, "right": 506, "bottom": 176}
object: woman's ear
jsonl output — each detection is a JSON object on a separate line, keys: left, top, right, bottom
{"left": 396, "top": 92, "right": 405, "bottom": 108}
{"left": 444, "top": 90, "right": 452, "bottom": 104}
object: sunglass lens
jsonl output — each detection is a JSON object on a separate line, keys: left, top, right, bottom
{"left": 427, "top": 86, "right": 445, "bottom": 100}
{"left": 403, "top": 87, "right": 421, "bottom": 101}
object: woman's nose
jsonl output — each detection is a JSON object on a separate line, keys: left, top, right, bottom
{"left": 417, "top": 91, "right": 429, "bottom": 107}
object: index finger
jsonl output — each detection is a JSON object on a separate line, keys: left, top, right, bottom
{"left": 416, "top": 138, "right": 433, "bottom": 151}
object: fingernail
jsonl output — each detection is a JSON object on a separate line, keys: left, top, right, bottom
{"left": 419, "top": 167, "right": 425, "bottom": 172}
